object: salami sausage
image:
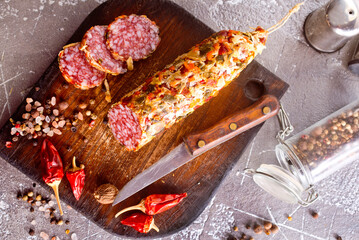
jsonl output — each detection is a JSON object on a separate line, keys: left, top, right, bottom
{"left": 106, "top": 14, "right": 160, "bottom": 61}
{"left": 58, "top": 43, "right": 106, "bottom": 89}
{"left": 80, "top": 25, "right": 127, "bottom": 75}
{"left": 108, "top": 28, "right": 267, "bottom": 151}
{"left": 108, "top": 4, "right": 302, "bottom": 151}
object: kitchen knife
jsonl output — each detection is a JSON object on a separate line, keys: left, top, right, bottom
{"left": 113, "top": 94, "right": 280, "bottom": 206}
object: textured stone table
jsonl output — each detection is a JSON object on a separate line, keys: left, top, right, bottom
{"left": 1, "top": 0, "right": 359, "bottom": 239}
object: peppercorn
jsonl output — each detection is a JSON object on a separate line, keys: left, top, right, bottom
{"left": 253, "top": 224, "right": 263, "bottom": 234}
{"left": 16, "top": 192, "right": 22, "bottom": 200}
{"left": 71, "top": 126, "right": 77, "bottom": 132}
{"left": 50, "top": 218, "right": 56, "bottom": 225}
{"left": 36, "top": 194, "right": 42, "bottom": 201}
{"left": 336, "top": 236, "right": 342, "bottom": 240}
{"left": 29, "top": 229, "right": 35, "bottom": 236}
{"left": 311, "top": 211, "right": 319, "bottom": 219}
{"left": 270, "top": 224, "right": 279, "bottom": 234}
{"left": 33, "top": 183, "right": 36, "bottom": 188}
{"left": 263, "top": 221, "right": 272, "bottom": 230}
{"left": 30, "top": 207, "right": 34, "bottom": 212}
{"left": 245, "top": 224, "right": 251, "bottom": 229}
{"left": 57, "top": 219, "right": 64, "bottom": 225}
{"left": 65, "top": 220, "right": 70, "bottom": 225}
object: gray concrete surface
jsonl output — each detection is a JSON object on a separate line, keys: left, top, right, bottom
{"left": 1, "top": 0, "right": 359, "bottom": 239}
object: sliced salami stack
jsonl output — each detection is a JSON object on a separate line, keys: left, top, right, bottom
{"left": 58, "top": 14, "right": 160, "bottom": 89}
{"left": 58, "top": 43, "right": 106, "bottom": 90}
{"left": 80, "top": 25, "right": 127, "bottom": 75}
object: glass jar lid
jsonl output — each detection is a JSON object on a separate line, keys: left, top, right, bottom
{"left": 245, "top": 164, "right": 318, "bottom": 206}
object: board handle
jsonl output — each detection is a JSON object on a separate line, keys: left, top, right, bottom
{"left": 183, "top": 95, "right": 280, "bottom": 156}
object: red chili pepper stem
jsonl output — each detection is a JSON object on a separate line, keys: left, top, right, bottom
{"left": 69, "top": 156, "right": 85, "bottom": 172}
{"left": 115, "top": 199, "right": 146, "bottom": 218}
{"left": 47, "top": 180, "right": 63, "bottom": 216}
{"left": 150, "top": 220, "right": 159, "bottom": 232}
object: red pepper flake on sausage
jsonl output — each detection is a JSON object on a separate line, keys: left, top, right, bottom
{"left": 80, "top": 25, "right": 127, "bottom": 75}
{"left": 106, "top": 14, "right": 160, "bottom": 61}
{"left": 58, "top": 43, "right": 106, "bottom": 90}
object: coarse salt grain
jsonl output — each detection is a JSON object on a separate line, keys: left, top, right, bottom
{"left": 53, "top": 129, "right": 62, "bottom": 135}
{"left": 51, "top": 97, "right": 56, "bottom": 106}
{"left": 71, "top": 233, "right": 78, "bottom": 240}
{"left": 26, "top": 104, "right": 32, "bottom": 112}
{"left": 40, "top": 231, "right": 49, "bottom": 240}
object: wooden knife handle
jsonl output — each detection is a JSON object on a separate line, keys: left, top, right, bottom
{"left": 183, "top": 95, "right": 280, "bottom": 156}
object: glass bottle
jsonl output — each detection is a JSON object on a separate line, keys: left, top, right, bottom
{"left": 246, "top": 99, "right": 359, "bottom": 206}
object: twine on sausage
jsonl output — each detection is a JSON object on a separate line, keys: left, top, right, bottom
{"left": 267, "top": 2, "right": 304, "bottom": 34}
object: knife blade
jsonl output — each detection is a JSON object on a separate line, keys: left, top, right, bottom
{"left": 113, "top": 94, "right": 280, "bottom": 206}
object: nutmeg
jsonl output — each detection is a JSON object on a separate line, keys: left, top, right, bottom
{"left": 93, "top": 184, "right": 119, "bottom": 204}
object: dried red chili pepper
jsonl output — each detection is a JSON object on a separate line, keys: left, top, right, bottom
{"left": 115, "top": 193, "right": 187, "bottom": 218}
{"left": 121, "top": 212, "right": 159, "bottom": 233}
{"left": 40, "top": 139, "right": 64, "bottom": 215}
{"left": 66, "top": 156, "right": 85, "bottom": 200}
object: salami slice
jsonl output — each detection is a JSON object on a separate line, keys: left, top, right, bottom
{"left": 106, "top": 14, "right": 160, "bottom": 61}
{"left": 80, "top": 25, "right": 127, "bottom": 75}
{"left": 58, "top": 43, "right": 106, "bottom": 89}
{"left": 108, "top": 104, "right": 142, "bottom": 150}
{"left": 108, "top": 28, "right": 268, "bottom": 151}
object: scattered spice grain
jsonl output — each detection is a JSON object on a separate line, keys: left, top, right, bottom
{"left": 311, "top": 211, "right": 319, "bottom": 219}
{"left": 263, "top": 221, "right": 272, "bottom": 230}
{"left": 270, "top": 224, "right": 279, "bottom": 234}
{"left": 253, "top": 224, "right": 263, "bottom": 234}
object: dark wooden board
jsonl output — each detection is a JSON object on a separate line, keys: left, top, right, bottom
{"left": 0, "top": 0, "right": 288, "bottom": 238}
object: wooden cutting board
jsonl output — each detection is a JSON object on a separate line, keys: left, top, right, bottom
{"left": 0, "top": 0, "right": 288, "bottom": 238}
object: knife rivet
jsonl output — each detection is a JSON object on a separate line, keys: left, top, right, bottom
{"left": 229, "top": 123, "right": 237, "bottom": 131}
{"left": 197, "top": 140, "right": 206, "bottom": 148}
{"left": 262, "top": 106, "right": 271, "bottom": 115}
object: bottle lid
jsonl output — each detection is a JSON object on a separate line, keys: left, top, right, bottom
{"left": 245, "top": 164, "right": 318, "bottom": 206}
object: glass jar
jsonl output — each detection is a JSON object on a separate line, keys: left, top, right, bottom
{"left": 246, "top": 99, "right": 359, "bottom": 206}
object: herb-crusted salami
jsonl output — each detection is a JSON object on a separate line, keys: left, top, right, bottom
{"left": 80, "top": 25, "right": 127, "bottom": 75}
{"left": 108, "top": 28, "right": 268, "bottom": 151}
{"left": 108, "top": 4, "right": 302, "bottom": 151}
{"left": 106, "top": 14, "right": 160, "bottom": 61}
{"left": 58, "top": 43, "right": 106, "bottom": 89}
